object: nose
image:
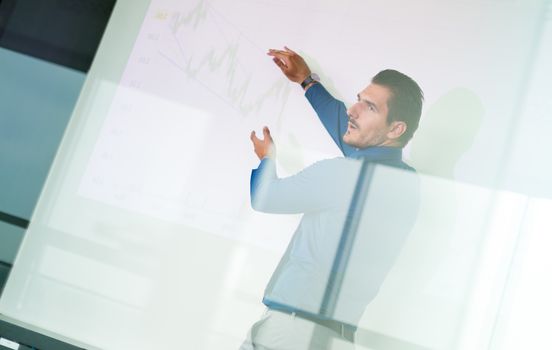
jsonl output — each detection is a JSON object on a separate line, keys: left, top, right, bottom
{"left": 347, "top": 103, "right": 359, "bottom": 119}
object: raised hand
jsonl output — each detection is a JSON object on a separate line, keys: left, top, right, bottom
{"left": 250, "top": 126, "right": 276, "bottom": 160}
{"left": 267, "top": 46, "right": 311, "bottom": 83}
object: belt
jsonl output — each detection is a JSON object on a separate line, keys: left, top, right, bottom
{"left": 269, "top": 307, "right": 356, "bottom": 343}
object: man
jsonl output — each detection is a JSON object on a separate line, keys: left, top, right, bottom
{"left": 242, "top": 47, "right": 423, "bottom": 350}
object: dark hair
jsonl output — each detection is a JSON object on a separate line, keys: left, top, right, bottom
{"left": 372, "top": 69, "right": 424, "bottom": 146}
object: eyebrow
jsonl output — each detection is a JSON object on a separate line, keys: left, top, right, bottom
{"left": 357, "top": 94, "right": 379, "bottom": 112}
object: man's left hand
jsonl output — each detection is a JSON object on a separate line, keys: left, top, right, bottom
{"left": 250, "top": 126, "right": 275, "bottom": 160}
{"left": 267, "top": 47, "right": 310, "bottom": 84}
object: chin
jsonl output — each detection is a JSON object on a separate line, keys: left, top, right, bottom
{"left": 343, "top": 136, "right": 359, "bottom": 148}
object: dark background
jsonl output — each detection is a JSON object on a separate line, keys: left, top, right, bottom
{"left": 0, "top": 0, "right": 116, "bottom": 72}
{"left": 0, "top": 1, "right": 115, "bottom": 348}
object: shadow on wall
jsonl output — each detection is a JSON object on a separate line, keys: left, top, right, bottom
{"left": 408, "top": 87, "right": 485, "bottom": 179}
{"left": 402, "top": 87, "right": 486, "bottom": 293}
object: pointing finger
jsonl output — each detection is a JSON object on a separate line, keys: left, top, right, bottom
{"left": 268, "top": 50, "right": 292, "bottom": 58}
{"left": 284, "top": 46, "right": 297, "bottom": 54}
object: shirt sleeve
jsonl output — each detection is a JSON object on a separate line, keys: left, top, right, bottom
{"left": 305, "top": 83, "right": 357, "bottom": 157}
{"left": 250, "top": 157, "right": 358, "bottom": 214}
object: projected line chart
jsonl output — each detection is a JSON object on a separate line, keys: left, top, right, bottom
{"left": 145, "top": 0, "right": 293, "bottom": 122}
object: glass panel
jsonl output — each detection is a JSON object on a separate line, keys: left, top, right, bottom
{"left": 0, "top": 0, "right": 549, "bottom": 349}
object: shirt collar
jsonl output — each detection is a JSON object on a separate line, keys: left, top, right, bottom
{"left": 348, "top": 146, "right": 403, "bottom": 162}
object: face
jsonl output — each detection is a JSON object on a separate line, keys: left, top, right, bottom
{"left": 343, "top": 83, "right": 399, "bottom": 148}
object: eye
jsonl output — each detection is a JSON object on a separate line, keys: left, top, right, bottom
{"left": 364, "top": 102, "right": 375, "bottom": 111}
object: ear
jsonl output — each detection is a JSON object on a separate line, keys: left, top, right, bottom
{"left": 387, "top": 121, "right": 407, "bottom": 140}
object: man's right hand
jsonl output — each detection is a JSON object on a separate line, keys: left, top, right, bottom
{"left": 250, "top": 126, "right": 276, "bottom": 160}
{"left": 267, "top": 46, "right": 311, "bottom": 84}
